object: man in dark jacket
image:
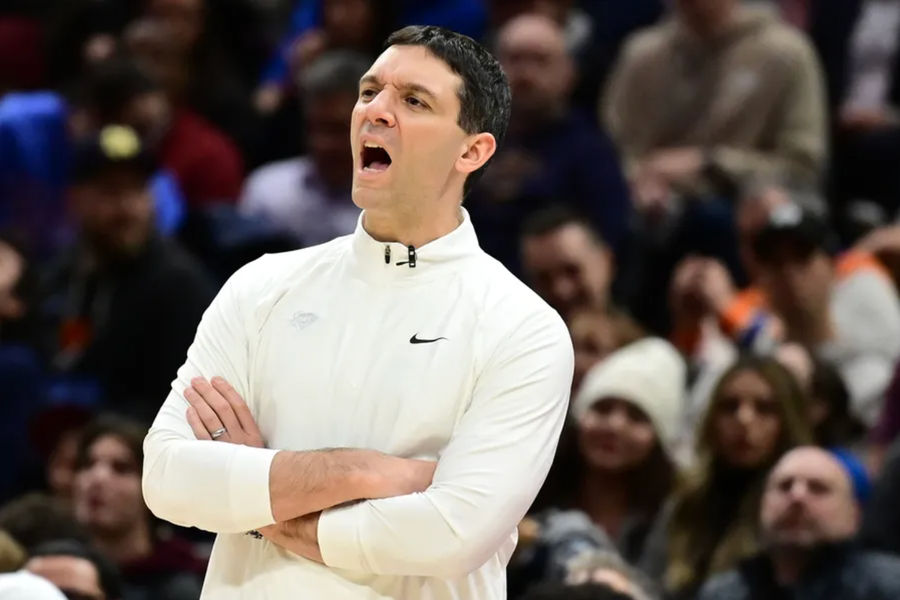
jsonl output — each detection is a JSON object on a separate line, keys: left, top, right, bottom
{"left": 698, "top": 446, "right": 900, "bottom": 600}
{"left": 42, "top": 125, "right": 214, "bottom": 423}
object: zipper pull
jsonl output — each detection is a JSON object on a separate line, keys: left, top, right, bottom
{"left": 384, "top": 245, "right": 391, "bottom": 264}
{"left": 407, "top": 245, "right": 416, "bottom": 268}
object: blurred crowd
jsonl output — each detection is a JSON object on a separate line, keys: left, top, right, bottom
{"left": 5, "top": 0, "right": 900, "bottom": 598}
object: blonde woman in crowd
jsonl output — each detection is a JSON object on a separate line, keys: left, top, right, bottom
{"left": 660, "top": 356, "right": 812, "bottom": 598}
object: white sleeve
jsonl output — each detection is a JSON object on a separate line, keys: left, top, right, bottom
{"left": 833, "top": 271, "right": 900, "bottom": 426}
{"left": 142, "top": 259, "right": 279, "bottom": 534}
{"left": 317, "top": 308, "right": 574, "bottom": 578}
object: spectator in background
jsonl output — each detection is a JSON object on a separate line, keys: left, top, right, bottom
{"left": 545, "top": 339, "right": 683, "bottom": 568}
{"left": 141, "top": 0, "right": 263, "bottom": 162}
{"left": 0, "top": 493, "right": 89, "bottom": 553}
{"left": 811, "top": 0, "right": 900, "bottom": 233}
{"left": 42, "top": 125, "right": 214, "bottom": 423}
{"left": 752, "top": 203, "right": 900, "bottom": 426}
{"left": 255, "top": 0, "right": 395, "bottom": 115}
{"left": 467, "top": 13, "right": 630, "bottom": 274}
{"left": 73, "top": 416, "right": 204, "bottom": 599}
{"left": 0, "top": 236, "right": 45, "bottom": 503}
{"left": 566, "top": 549, "right": 660, "bottom": 600}
{"left": 605, "top": 0, "right": 826, "bottom": 205}
{"left": 239, "top": 51, "right": 366, "bottom": 246}
{"left": 79, "top": 59, "right": 243, "bottom": 207}
{"left": 514, "top": 339, "right": 680, "bottom": 594}
{"left": 569, "top": 307, "right": 644, "bottom": 393}
{"left": 603, "top": 0, "right": 826, "bottom": 332}
{"left": 699, "top": 446, "right": 900, "bottom": 600}
{"left": 520, "top": 209, "right": 641, "bottom": 340}
{"left": 661, "top": 356, "right": 811, "bottom": 599}
{"left": 26, "top": 539, "right": 123, "bottom": 600}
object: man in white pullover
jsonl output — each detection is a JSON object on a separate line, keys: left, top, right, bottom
{"left": 142, "top": 25, "right": 575, "bottom": 599}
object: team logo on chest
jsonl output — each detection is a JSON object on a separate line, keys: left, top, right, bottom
{"left": 290, "top": 311, "right": 319, "bottom": 331}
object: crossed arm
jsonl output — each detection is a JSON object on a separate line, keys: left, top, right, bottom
{"left": 142, "top": 261, "right": 573, "bottom": 578}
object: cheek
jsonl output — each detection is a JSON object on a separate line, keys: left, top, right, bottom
{"left": 626, "top": 425, "right": 657, "bottom": 462}
{"left": 756, "top": 417, "right": 782, "bottom": 448}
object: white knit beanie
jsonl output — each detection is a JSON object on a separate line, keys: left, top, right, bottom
{"left": 573, "top": 337, "right": 687, "bottom": 457}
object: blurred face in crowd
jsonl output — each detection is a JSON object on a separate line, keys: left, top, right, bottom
{"left": 47, "top": 430, "right": 83, "bottom": 501}
{"left": 307, "top": 92, "right": 355, "bottom": 189}
{"left": 578, "top": 397, "right": 658, "bottom": 473}
{"left": 323, "top": 0, "right": 375, "bottom": 48}
{"left": 522, "top": 223, "right": 612, "bottom": 321}
{"left": 761, "top": 447, "right": 860, "bottom": 550}
{"left": 351, "top": 45, "right": 494, "bottom": 215}
{"left": 757, "top": 240, "right": 833, "bottom": 323}
{"left": 497, "top": 14, "right": 573, "bottom": 120}
{"left": 119, "top": 90, "right": 172, "bottom": 149}
{"left": 125, "top": 18, "right": 191, "bottom": 101}
{"left": 146, "top": 0, "right": 205, "bottom": 50}
{"left": 26, "top": 555, "right": 104, "bottom": 600}
{"left": 712, "top": 368, "right": 783, "bottom": 469}
{"left": 570, "top": 309, "right": 618, "bottom": 392}
{"left": 71, "top": 170, "right": 155, "bottom": 260}
{"left": 736, "top": 185, "right": 791, "bottom": 280}
{"left": 74, "top": 435, "right": 146, "bottom": 537}
{"left": 0, "top": 241, "right": 25, "bottom": 323}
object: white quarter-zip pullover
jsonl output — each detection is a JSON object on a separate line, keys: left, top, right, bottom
{"left": 142, "top": 209, "right": 574, "bottom": 599}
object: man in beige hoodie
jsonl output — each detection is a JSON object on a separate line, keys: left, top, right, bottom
{"left": 604, "top": 0, "right": 827, "bottom": 217}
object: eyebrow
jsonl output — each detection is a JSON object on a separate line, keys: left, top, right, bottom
{"left": 359, "top": 74, "right": 439, "bottom": 103}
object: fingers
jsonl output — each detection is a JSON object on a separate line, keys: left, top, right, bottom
{"left": 211, "top": 377, "right": 261, "bottom": 438}
{"left": 186, "top": 406, "right": 212, "bottom": 440}
{"left": 184, "top": 385, "right": 225, "bottom": 438}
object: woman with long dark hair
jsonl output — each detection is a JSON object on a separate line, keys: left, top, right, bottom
{"left": 662, "top": 355, "right": 812, "bottom": 598}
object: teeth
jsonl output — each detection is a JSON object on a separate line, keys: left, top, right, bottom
{"left": 363, "top": 142, "right": 383, "bottom": 149}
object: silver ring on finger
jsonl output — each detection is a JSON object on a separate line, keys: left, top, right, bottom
{"left": 211, "top": 427, "right": 227, "bottom": 440}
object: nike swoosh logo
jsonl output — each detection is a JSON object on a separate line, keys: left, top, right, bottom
{"left": 410, "top": 334, "right": 447, "bottom": 344}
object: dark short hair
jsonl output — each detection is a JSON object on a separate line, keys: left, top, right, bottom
{"left": 520, "top": 205, "right": 605, "bottom": 246}
{"left": 76, "top": 414, "right": 147, "bottom": 472}
{"left": 0, "top": 494, "right": 89, "bottom": 552}
{"left": 31, "top": 539, "right": 123, "bottom": 600}
{"left": 80, "top": 59, "right": 160, "bottom": 123}
{"left": 385, "top": 25, "right": 511, "bottom": 196}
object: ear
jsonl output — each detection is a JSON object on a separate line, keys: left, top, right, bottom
{"left": 455, "top": 132, "right": 497, "bottom": 175}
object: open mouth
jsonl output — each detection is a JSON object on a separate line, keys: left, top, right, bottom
{"left": 361, "top": 142, "right": 392, "bottom": 172}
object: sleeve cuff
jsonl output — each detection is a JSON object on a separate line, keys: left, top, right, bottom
{"left": 228, "top": 446, "right": 280, "bottom": 528}
{"left": 318, "top": 503, "right": 364, "bottom": 571}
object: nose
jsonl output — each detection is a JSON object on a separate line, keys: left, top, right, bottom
{"left": 362, "top": 89, "right": 397, "bottom": 128}
{"left": 551, "top": 275, "right": 577, "bottom": 305}
{"left": 736, "top": 399, "right": 757, "bottom": 427}
{"left": 606, "top": 406, "right": 628, "bottom": 430}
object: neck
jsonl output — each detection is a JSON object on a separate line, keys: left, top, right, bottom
{"left": 362, "top": 204, "right": 463, "bottom": 248}
{"left": 771, "top": 547, "right": 813, "bottom": 586}
{"left": 579, "top": 470, "right": 630, "bottom": 537}
{"left": 784, "top": 310, "right": 834, "bottom": 347}
{"left": 681, "top": 1, "right": 738, "bottom": 40}
{"left": 92, "top": 520, "right": 153, "bottom": 565}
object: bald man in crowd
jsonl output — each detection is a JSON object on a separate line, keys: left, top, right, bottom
{"left": 699, "top": 447, "right": 900, "bottom": 600}
{"left": 465, "top": 12, "right": 630, "bottom": 275}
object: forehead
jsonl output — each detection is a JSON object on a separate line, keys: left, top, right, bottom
{"left": 499, "top": 16, "right": 566, "bottom": 55}
{"left": 364, "top": 45, "right": 462, "bottom": 103}
{"left": 772, "top": 450, "right": 849, "bottom": 488}
{"left": 90, "top": 434, "right": 136, "bottom": 461}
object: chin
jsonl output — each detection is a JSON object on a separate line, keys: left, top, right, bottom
{"left": 351, "top": 185, "right": 391, "bottom": 211}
